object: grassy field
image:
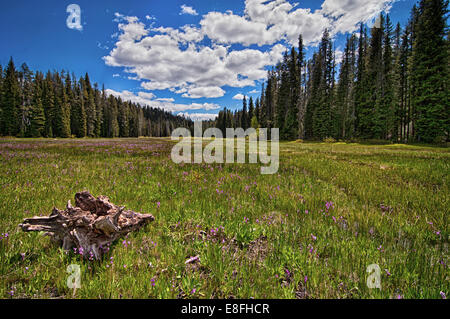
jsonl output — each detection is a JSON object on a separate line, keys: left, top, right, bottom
{"left": 0, "top": 138, "right": 448, "bottom": 299}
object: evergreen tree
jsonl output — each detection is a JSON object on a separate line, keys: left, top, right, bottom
{"left": 1, "top": 58, "right": 21, "bottom": 136}
{"left": 276, "top": 51, "right": 290, "bottom": 137}
{"left": 367, "top": 14, "right": 385, "bottom": 139}
{"left": 42, "top": 71, "right": 55, "bottom": 137}
{"left": 93, "top": 83, "right": 103, "bottom": 137}
{"left": 18, "top": 63, "right": 34, "bottom": 136}
{"left": 355, "top": 24, "right": 370, "bottom": 138}
{"left": 336, "top": 35, "right": 357, "bottom": 139}
{"left": 248, "top": 96, "right": 254, "bottom": 129}
{"left": 241, "top": 96, "right": 248, "bottom": 129}
{"left": 0, "top": 64, "right": 3, "bottom": 129}
{"left": 83, "top": 73, "right": 96, "bottom": 137}
{"left": 382, "top": 15, "right": 395, "bottom": 139}
{"left": 71, "top": 81, "right": 87, "bottom": 137}
{"left": 297, "top": 35, "right": 306, "bottom": 139}
{"left": 106, "top": 95, "right": 119, "bottom": 138}
{"left": 28, "top": 72, "right": 45, "bottom": 137}
{"left": 53, "top": 72, "right": 71, "bottom": 137}
{"left": 284, "top": 47, "right": 300, "bottom": 140}
{"left": 118, "top": 99, "right": 129, "bottom": 137}
{"left": 411, "top": 0, "right": 449, "bottom": 142}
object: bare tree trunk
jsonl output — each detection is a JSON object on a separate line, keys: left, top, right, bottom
{"left": 19, "top": 191, "right": 154, "bottom": 259}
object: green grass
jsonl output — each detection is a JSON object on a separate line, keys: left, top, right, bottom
{"left": 0, "top": 138, "right": 448, "bottom": 299}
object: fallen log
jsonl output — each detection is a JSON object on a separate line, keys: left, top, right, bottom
{"left": 19, "top": 191, "right": 155, "bottom": 260}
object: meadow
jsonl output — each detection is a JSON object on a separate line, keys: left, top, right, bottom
{"left": 0, "top": 138, "right": 448, "bottom": 299}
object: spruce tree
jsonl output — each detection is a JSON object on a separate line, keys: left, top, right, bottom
{"left": 71, "top": 82, "right": 87, "bottom": 138}
{"left": 383, "top": 15, "right": 395, "bottom": 140}
{"left": 43, "top": 71, "right": 55, "bottom": 137}
{"left": 53, "top": 72, "right": 71, "bottom": 137}
{"left": 241, "top": 96, "right": 248, "bottom": 129}
{"left": 29, "top": 73, "right": 45, "bottom": 137}
{"left": 118, "top": 98, "right": 129, "bottom": 137}
{"left": 0, "top": 64, "right": 3, "bottom": 129}
{"left": 411, "top": 0, "right": 449, "bottom": 143}
{"left": 83, "top": 73, "right": 96, "bottom": 137}
{"left": 19, "top": 63, "right": 34, "bottom": 137}
{"left": 248, "top": 96, "right": 254, "bottom": 129}
{"left": 106, "top": 95, "right": 119, "bottom": 138}
{"left": 297, "top": 35, "right": 306, "bottom": 139}
{"left": 1, "top": 58, "right": 21, "bottom": 136}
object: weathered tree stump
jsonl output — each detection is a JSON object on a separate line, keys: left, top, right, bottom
{"left": 19, "top": 191, "right": 155, "bottom": 260}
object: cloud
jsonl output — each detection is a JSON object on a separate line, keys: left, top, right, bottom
{"left": 104, "top": 16, "right": 285, "bottom": 98}
{"left": 152, "top": 25, "right": 204, "bottom": 44}
{"left": 177, "top": 112, "right": 218, "bottom": 121}
{"left": 200, "top": 0, "right": 394, "bottom": 47}
{"left": 113, "top": 12, "right": 125, "bottom": 23}
{"left": 200, "top": 1, "right": 331, "bottom": 47}
{"left": 156, "top": 97, "right": 175, "bottom": 102}
{"left": 180, "top": 5, "right": 198, "bottom": 16}
{"left": 233, "top": 94, "right": 246, "bottom": 100}
{"left": 320, "top": 0, "right": 396, "bottom": 35}
{"left": 105, "top": 89, "right": 221, "bottom": 113}
{"left": 182, "top": 86, "right": 225, "bottom": 99}
{"left": 248, "top": 89, "right": 260, "bottom": 94}
{"left": 334, "top": 49, "right": 344, "bottom": 64}
{"left": 104, "top": 1, "right": 396, "bottom": 107}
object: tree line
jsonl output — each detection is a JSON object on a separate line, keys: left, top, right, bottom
{"left": 0, "top": 63, "right": 193, "bottom": 138}
{"left": 215, "top": 0, "right": 449, "bottom": 143}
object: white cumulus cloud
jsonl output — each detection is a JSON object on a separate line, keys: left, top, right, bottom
{"left": 177, "top": 112, "right": 219, "bottom": 121}
{"left": 180, "top": 5, "right": 198, "bottom": 16}
{"left": 233, "top": 94, "right": 246, "bottom": 100}
{"left": 104, "top": 1, "right": 396, "bottom": 109}
{"left": 104, "top": 15, "right": 285, "bottom": 99}
{"left": 105, "top": 89, "right": 221, "bottom": 113}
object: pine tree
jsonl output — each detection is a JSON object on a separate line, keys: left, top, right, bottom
{"left": 18, "top": 63, "right": 34, "bottom": 136}
{"left": 336, "top": 35, "right": 357, "bottom": 139}
{"left": 42, "top": 71, "right": 55, "bottom": 137}
{"left": 411, "top": 0, "right": 449, "bottom": 143}
{"left": 241, "top": 96, "right": 248, "bottom": 129}
{"left": 284, "top": 46, "right": 300, "bottom": 140}
{"left": 309, "top": 30, "right": 334, "bottom": 139}
{"left": 382, "top": 15, "right": 395, "bottom": 140}
{"left": 255, "top": 97, "right": 260, "bottom": 123}
{"left": 71, "top": 80, "right": 87, "bottom": 138}
{"left": 106, "top": 95, "right": 119, "bottom": 138}
{"left": 100, "top": 85, "right": 108, "bottom": 137}
{"left": 64, "top": 72, "right": 74, "bottom": 136}
{"left": 367, "top": 14, "right": 385, "bottom": 139}
{"left": 118, "top": 98, "right": 129, "bottom": 137}
{"left": 275, "top": 51, "right": 290, "bottom": 138}
{"left": 28, "top": 72, "right": 45, "bottom": 137}
{"left": 83, "top": 73, "right": 96, "bottom": 137}
{"left": 297, "top": 35, "right": 306, "bottom": 139}
{"left": 0, "top": 64, "right": 3, "bottom": 129}
{"left": 53, "top": 72, "right": 71, "bottom": 137}
{"left": 1, "top": 58, "right": 21, "bottom": 136}
{"left": 248, "top": 96, "right": 254, "bottom": 129}
{"left": 93, "top": 83, "right": 103, "bottom": 137}
{"left": 392, "top": 22, "right": 403, "bottom": 141}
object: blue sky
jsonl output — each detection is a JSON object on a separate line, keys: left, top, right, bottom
{"left": 1, "top": 0, "right": 417, "bottom": 120}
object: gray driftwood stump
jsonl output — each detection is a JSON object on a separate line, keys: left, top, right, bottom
{"left": 19, "top": 191, "right": 155, "bottom": 259}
